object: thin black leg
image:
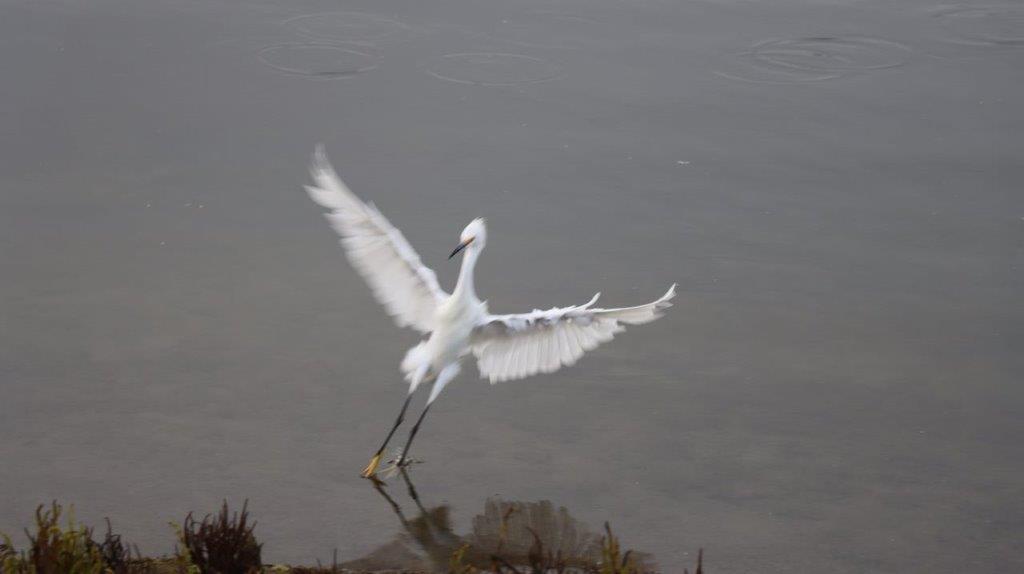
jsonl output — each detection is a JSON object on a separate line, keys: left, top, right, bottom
{"left": 376, "top": 394, "right": 413, "bottom": 456}
{"left": 398, "top": 404, "right": 431, "bottom": 464}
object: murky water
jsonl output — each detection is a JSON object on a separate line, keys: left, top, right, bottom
{"left": 1, "top": 0, "right": 1022, "bottom": 572}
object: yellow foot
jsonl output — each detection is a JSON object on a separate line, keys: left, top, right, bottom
{"left": 361, "top": 453, "right": 383, "bottom": 478}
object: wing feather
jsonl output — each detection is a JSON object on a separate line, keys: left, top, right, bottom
{"left": 305, "top": 146, "right": 447, "bottom": 333}
{"left": 471, "top": 284, "right": 676, "bottom": 383}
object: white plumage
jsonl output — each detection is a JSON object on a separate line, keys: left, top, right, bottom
{"left": 471, "top": 286, "right": 676, "bottom": 383}
{"left": 303, "top": 146, "right": 676, "bottom": 476}
{"left": 306, "top": 146, "right": 447, "bottom": 333}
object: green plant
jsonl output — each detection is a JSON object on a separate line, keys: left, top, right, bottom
{"left": 170, "top": 521, "right": 200, "bottom": 574}
{"left": 176, "top": 501, "right": 261, "bottom": 574}
{"left": 1, "top": 532, "right": 20, "bottom": 571}
{"left": 597, "top": 522, "right": 637, "bottom": 574}
{"left": 591, "top": 522, "right": 672, "bottom": 574}
{"left": 96, "top": 518, "right": 142, "bottom": 574}
{"left": 0, "top": 502, "right": 108, "bottom": 574}
{"left": 448, "top": 543, "right": 478, "bottom": 574}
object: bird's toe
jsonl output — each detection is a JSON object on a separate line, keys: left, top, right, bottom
{"left": 361, "top": 453, "right": 383, "bottom": 478}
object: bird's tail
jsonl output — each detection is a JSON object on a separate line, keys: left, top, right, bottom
{"left": 401, "top": 341, "right": 431, "bottom": 384}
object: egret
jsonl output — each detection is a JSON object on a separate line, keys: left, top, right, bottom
{"left": 304, "top": 146, "right": 676, "bottom": 477}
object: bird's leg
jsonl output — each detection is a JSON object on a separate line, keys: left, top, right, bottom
{"left": 383, "top": 363, "right": 458, "bottom": 477}
{"left": 362, "top": 394, "right": 414, "bottom": 478}
{"left": 395, "top": 404, "right": 431, "bottom": 468}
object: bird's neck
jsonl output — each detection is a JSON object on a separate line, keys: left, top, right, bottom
{"left": 453, "top": 247, "right": 479, "bottom": 302}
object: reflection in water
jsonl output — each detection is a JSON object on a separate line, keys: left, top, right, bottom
{"left": 343, "top": 471, "right": 654, "bottom": 573}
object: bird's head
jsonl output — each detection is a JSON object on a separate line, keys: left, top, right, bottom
{"left": 449, "top": 218, "right": 487, "bottom": 259}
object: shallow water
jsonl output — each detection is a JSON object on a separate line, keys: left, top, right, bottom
{"left": 1, "top": 0, "right": 1022, "bottom": 571}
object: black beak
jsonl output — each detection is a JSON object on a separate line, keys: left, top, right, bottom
{"left": 449, "top": 239, "right": 472, "bottom": 259}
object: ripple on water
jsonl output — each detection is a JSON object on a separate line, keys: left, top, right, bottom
{"left": 715, "top": 35, "right": 911, "bottom": 84}
{"left": 258, "top": 44, "right": 377, "bottom": 78}
{"left": 932, "top": 5, "right": 1024, "bottom": 47}
{"left": 471, "top": 12, "right": 611, "bottom": 50}
{"left": 283, "top": 12, "right": 413, "bottom": 45}
{"left": 425, "top": 53, "right": 562, "bottom": 86}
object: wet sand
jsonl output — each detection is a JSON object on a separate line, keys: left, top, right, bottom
{"left": 1, "top": 0, "right": 1022, "bottom": 571}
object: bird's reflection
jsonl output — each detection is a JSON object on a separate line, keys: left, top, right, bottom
{"left": 341, "top": 471, "right": 653, "bottom": 573}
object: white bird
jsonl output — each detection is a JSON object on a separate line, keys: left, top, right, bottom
{"left": 304, "top": 146, "right": 676, "bottom": 477}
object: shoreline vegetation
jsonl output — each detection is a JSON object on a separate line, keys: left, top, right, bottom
{"left": 0, "top": 496, "right": 703, "bottom": 574}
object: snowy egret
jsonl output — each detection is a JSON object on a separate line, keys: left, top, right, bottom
{"left": 304, "top": 146, "right": 676, "bottom": 477}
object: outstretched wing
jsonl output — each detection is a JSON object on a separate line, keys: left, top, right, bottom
{"left": 305, "top": 146, "right": 447, "bottom": 333}
{"left": 470, "top": 285, "right": 676, "bottom": 383}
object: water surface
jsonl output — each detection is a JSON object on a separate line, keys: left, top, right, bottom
{"left": 1, "top": 0, "right": 1022, "bottom": 571}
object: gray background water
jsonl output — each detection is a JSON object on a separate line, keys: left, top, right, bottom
{"left": 2, "top": 0, "right": 1022, "bottom": 571}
